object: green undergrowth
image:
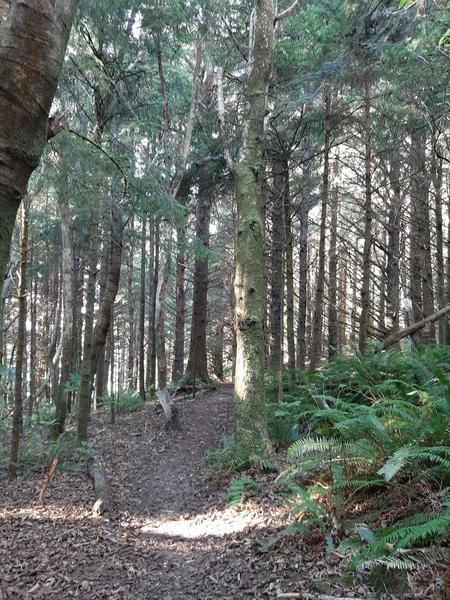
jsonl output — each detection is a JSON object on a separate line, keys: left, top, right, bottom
{"left": 265, "top": 345, "right": 450, "bottom": 576}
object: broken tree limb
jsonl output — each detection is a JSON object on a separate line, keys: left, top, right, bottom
{"left": 38, "top": 457, "right": 58, "bottom": 506}
{"left": 156, "top": 388, "right": 181, "bottom": 431}
{"left": 382, "top": 304, "right": 450, "bottom": 350}
{"left": 88, "top": 455, "right": 109, "bottom": 516}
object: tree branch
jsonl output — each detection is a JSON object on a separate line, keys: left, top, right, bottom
{"left": 275, "top": 0, "right": 300, "bottom": 22}
{"left": 216, "top": 66, "right": 234, "bottom": 171}
{"left": 382, "top": 305, "right": 450, "bottom": 350}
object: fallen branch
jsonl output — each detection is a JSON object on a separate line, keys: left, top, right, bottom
{"left": 37, "top": 457, "right": 58, "bottom": 506}
{"left": 88, "top": 455, "right": 109, "bottom": 516}
{"left": 382, "top": 304, "right": 450, "bottom": 350}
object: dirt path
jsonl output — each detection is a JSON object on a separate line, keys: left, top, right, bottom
{"left": 0, "top": 387, "right": 397, "bottom": 599}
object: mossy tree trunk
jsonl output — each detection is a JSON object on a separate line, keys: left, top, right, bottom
{"left": 233, "top": 0, "right": 276, "bottom": 455}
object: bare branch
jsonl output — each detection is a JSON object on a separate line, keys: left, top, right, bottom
{"left": 275, "top": 0, "right": 300, "bottom": 22}
{"left": 216, "top": 66, "right": 234, "bottom": 171}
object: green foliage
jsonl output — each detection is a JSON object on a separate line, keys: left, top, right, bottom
{"left": 271, "top": 347, "right": 450, "bottom": 573}
{"left": 207, "top": 434, "right": 277, "bottom": 473}
{"left": 104, "top": 390, "right": 143, "bottom": 414}
{"left": 223, "top": 475, "right": 261, "bottom": 507}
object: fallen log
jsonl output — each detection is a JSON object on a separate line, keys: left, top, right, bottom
{"left": 382, "top": 305, "right": 450, "bottom": 350}
{"left": 87, "top": 455, "right": 109, "bottom": 516}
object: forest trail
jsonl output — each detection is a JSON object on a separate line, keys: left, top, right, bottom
{"left": 0, "top": 388, "right": 372, "bottom": 599}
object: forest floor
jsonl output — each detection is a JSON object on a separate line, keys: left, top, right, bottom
{"left": 0, "top": 386, "right": 440, "bottom": 599}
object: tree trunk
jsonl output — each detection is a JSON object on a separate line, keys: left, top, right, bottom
{"left": 268, "top": 154, "right": 284, "bottom": 373}
{"left": 0, "top": 1, "right": 78, "bottom": 290}
{"left": 91, "top": 204, "right": 125, "bottom": 377}
{"left": 284, "top": 160, "right": 295, "bottom": 372}
{"left": 148, "top": 224, "right": 159, "bottom": 389}
{"left": 126, "top": 226, "right": 135, "bottom": 389}
{"left": 155, "top": 252, "right": 169, "bottom": 390}
{"left": 8, "top": 197, "right": 29, "bottom": 479}
{"left": 338, "top": 245, "right": 348, "bottom": 350}
{"left": 358, "top": 76, "right": 373, "bottom": 354}
{"left": 296, "top": 142, "right": 311, "bottom": 370}
{"left": 310, "top": 84, "right": 331, "bottom": 372}
{"left": 53, "top": 181, "right": 75, "bottom": 436}
{"left": 431, "top": 148, "right": 445, "bottom": 343}
{"left": 185, "top": 171, "right": 212, "bottom": 383}
{"left": 328, "top": 160, "right": 339, "bottom": 360}
{"left": 139, "top": 217, "right": 146, "bottom": 399}
{"left": 233, "top": 0, "right": 275, "bottom": 455}
{"left": 172, "top": 179, "right": 190, "bottom": 381}
{"left": 77, "top": 214, "right": 99, "bottom": 444}
{"left": 212, "top": 322, "right": 224, "bottom": 381}
{"left": 385, "top": 151, "right": 402, "bottom": 334}
{"left": 409, "top": 130, "right": 425, "bottom": 330}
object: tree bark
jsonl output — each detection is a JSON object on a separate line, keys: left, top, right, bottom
{"left": 185, "top": 170, "right": 213, "bottom": 383}
{"left": 233, "top": 0, "right": 276, "bottom": 455}
{"left": 0, "top": 1, "right": 78, "bottom": 290}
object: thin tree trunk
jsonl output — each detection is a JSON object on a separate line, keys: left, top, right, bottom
{"left": 155, "top": 252, "right": 169, "bottom": 390}
{"left": 91, "top": 204, "right": 125, "bottom": 378}
{"left": 28, "top": 255, "right": 37, "bottom": 418}
{"left": 149, "top": 224, "right": 159, "bottom": 388}
{"left": 8, "top": 197, "right": 29, "bottom": 479}
{"left": 126, "top": 226, "right": 135, "bottom": 389}
{"left": 328, "top": 160, "right": 339, "bottom": 360}
{"left": 385, "top": 151, "right": 402, "bottom": 334}
{"left": 338, "top": 245, "right": 348, "bottom": 350}
{"left": 268, "top": 154, "right": 284, "bottom": 373}
{"left": 284, "top": 160, "right": 295, "bottom": 372}
{"left": 53, "top": 182, "right": 76, "bottom": 436}
{"left": 212, "top": 322, "right": 224, "bottom": 381}
{"left": 172, "top": 180, "right": 190, "bottom": 381}
{"left": 310, "top": 84, "right": 331, "bottom": 372}
{"left": 139, "top": 217, "right": 147, "bottom": 398}
{"left": 409, "top": 130, "right": 425, "bottom": 329}
{"left": 77, "top": 214, "right": 99, "bottom": 444}
{"left": 431, "top": 148, "right": 445, "bottom": 343}
{"left": 358, "top": 75, "right": 373, "bottom": 353}
{"left": 296, "top": 142, "right": 311, "bottom": 370}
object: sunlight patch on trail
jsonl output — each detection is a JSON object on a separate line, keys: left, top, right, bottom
{"left": 141, "top": 507, "right": 266, "bottom": 539}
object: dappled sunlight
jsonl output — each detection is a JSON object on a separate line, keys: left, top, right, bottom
{"left": 141, "top": 506, "right": 267, "bottom": 540}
